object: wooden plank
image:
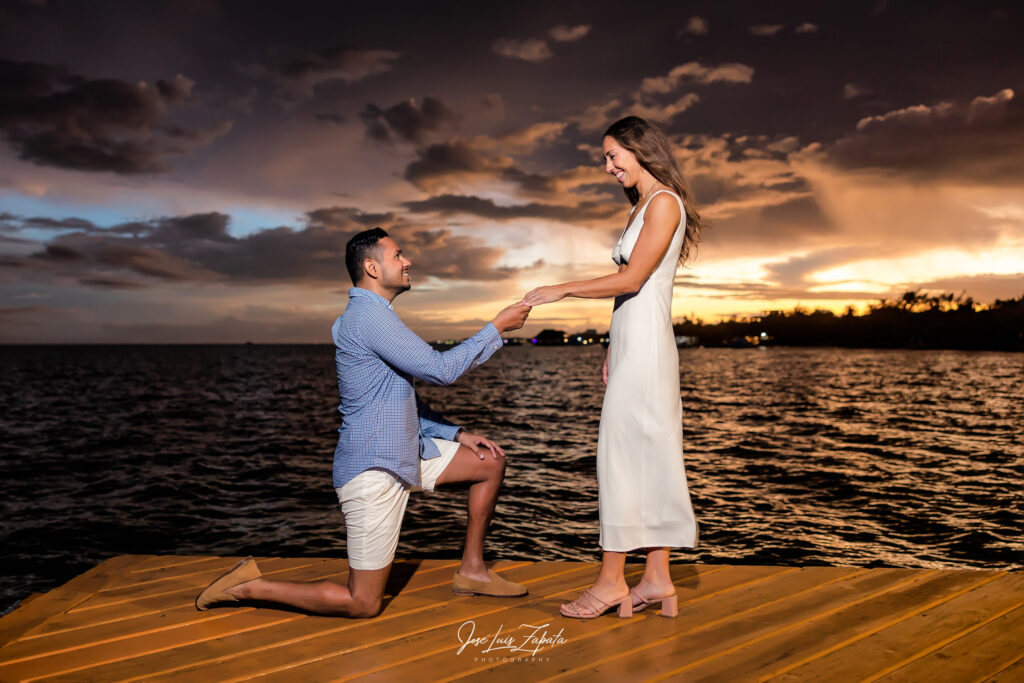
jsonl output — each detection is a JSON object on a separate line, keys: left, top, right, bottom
{"left": 96, "top": 557, "right": 244, "bottom": 591}
{"left": 0, "top": 555, "right": 142, "bottom": 649}
{"left": 356, "top": 565, "right": 827, "bottom": 682}
{"left": 19, "top": 558, "right": 353, "bottom": 639}
{"left": 8, "top": 557, "right": 1015, "bottom": 683}
{"left": 982, "top": 654, "right": 1024, "bottom": 682}
{"left": 127, "top": 555, "right": 224, "bottom": 574}
{"left": 66, "top": 557, "right": 337, "bottom": 613}
{"left": 641, "top": 569, "right": 1003, "bottom": 682}
{"left": 872, "top": 598, "right": 1024, "bottom": 681}
{"left": 0, "top": 609, "right": 300, "bottom": 681}
{"left": 0, "top": 605, "right": 271, "bottom": 662}
{"left": 41, "top": 560, "right": 557, "bottom": 682}
{"left": 452, "top": 566, "right": 884, "bottom": 682}
{"left": 205, "top": 564, "right": 727, "bottom": 683}
{"left": 29, "top": 558, "right": 462, "bottom": 641}
{"left": 765, "top": 573, "right": 1003, "bottom": 683}
{"left": 136, "top": 562, "right": 617, "bottom": 683}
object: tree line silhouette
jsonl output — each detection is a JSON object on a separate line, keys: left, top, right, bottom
{"left": 671, "top": 291, "right": 1024, "bottom": 351}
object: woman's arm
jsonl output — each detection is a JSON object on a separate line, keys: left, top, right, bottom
{"left": 523, "top": 193, "right": 681, "bottom": 305}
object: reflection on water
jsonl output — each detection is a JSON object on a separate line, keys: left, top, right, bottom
{"left": 0, "top": 345, "right": 1020, "bottom": 612}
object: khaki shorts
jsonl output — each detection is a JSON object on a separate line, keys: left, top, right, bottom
{"left": 335, "top": 438, "right": 460, "bottom": 570}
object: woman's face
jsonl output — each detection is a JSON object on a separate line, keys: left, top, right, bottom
{"left": 602, "top": 135, "right": 643, "bottom": 188}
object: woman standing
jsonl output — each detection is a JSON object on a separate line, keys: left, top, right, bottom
{"left": 523, "top": 116, "right": 702, "bottom": 618}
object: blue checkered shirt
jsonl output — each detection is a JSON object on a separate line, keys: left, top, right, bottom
{"left": 332, "top": 287, "right": 504, "bottom": 488}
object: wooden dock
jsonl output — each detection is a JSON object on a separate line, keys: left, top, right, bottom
{"left": 0, "top": 556, "right": 1021, "bottom": 681}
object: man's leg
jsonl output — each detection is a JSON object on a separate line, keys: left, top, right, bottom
{"left": 225, "top": 565, "right": 390, "bottom": 617}
{"left": 435, "top": 445, "right": 506, "bottom": 581}
{"left": 216, "top": 469, "right": 409, "bottom": 617}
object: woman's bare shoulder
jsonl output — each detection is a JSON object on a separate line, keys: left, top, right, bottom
{"left": 645, "top": 191, "right": 682, "bottom": 220}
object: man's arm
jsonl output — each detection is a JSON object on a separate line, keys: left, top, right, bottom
{"left": 417, "top": 393, "right": 506, "bottom": 460}
{"left": 363, "top": 306, "right": 504, "bottom": 386}
{"left": 416, "top": 392, "right": 459, "bottom": 440}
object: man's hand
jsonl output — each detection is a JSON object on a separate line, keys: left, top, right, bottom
{"left": 602, "top": 348, "right": 609, "bottom": 385}
{"left": 492, "top": 302, "right": 531, "bottom": 334}
{"left": 457, "top": 431, "right": 507, "bottom": 460}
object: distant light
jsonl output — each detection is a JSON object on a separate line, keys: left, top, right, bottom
{"left": 576, "top": 336, "right": 582, "bottom": 341}
{"left": 531, "top": 338, "right": 537, "bottom": 344}
{"left": 760, "top": 332, "right": 767, "bottom": 338}
{"left": 563, "top": 338, "right": 568, "bottom": 343}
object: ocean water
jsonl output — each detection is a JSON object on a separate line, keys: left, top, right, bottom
{"left": 0, "top": 345, "right": 1020, "bottom": 613}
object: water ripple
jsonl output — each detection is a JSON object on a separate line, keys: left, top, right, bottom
{"left": 0, "top": 345, "right": 1021, "bottom": 612}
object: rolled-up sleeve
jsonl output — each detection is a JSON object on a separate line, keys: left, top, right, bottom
{"left": 417, "top": 393, "right": 460, "bottom": 441}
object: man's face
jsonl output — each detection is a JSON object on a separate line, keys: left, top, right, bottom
{"left": 370, "top": 236, "right": 412, "bottom": 293}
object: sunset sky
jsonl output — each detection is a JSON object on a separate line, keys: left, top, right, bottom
{"left": 1, "top": 0, "right": 1022, "bottom": 343}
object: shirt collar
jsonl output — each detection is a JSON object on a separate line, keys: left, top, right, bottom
{"left": 349, "top": 287, "right": 394, "bottom": 310}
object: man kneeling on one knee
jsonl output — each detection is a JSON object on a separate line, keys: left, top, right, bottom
{"left": 196, "top": 227, "right": 532, "bottom": 617}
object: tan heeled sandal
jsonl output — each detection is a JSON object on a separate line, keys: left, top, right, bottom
{"left": 629, "top": 586, "right": 678, "bottom": 617}
{"left": 559, "top": 588, "right": 633, "bottom": 619}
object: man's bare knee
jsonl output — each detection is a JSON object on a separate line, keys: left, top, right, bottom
{"left": 347, "top": 593, "right": 382, "bottom": 618}
{"left": 315, "top": 580, "right": 354, "bottom": 615}
{"left": 488, "top": 456, "right": 507, "bottom": 480}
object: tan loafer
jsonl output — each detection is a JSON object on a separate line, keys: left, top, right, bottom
{"left": 452, "top": 569, "right": 528, "bottom": 597}
{"left": 195, "top": 556, "right": 262, "bottom": 610}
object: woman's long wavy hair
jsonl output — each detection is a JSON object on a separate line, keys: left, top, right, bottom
{"left": 603, "top": 116, "right": 704, "bottom": 265}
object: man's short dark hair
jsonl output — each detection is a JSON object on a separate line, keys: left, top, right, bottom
{"left": 345, "top": 227, "right": 389, "bottom": 285}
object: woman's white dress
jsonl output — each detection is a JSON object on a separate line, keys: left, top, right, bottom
{"left": 598, "top": 189, "right": 699, "bottom": 551}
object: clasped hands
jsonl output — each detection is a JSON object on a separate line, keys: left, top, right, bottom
{"left": 491, "top": 284, "right": 567, "bottom": 334}
{"left": 521, "top": 284, "right": 566, "bottom": 307}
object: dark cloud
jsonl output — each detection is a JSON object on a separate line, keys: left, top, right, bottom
{"left": 403, "top": 141, "right": 496, "bottom": 187}
{"left": 827, "top": 89, "right": 1024, "bottom": 184}
{"left": 315, "top": 113, "right": 346, "bottom": 124}
{"left": 401, "top": 194, "right": 618, "bottom": 223}
{"left": 0, "top": 59, "right": 231, "bottom": 173}
{"left": 403, "top": 140, "right": 557, "bottom": 194}
{"left": 685, "top": 271, "right": 1024, "bottom": 306}
{"left": 306, "top": 206, "right": 395, "bottom": 227}
{"left": 34, "top": 244, "right": 84, "bottom": 261}
{"left": 23, "top": 216, "right": 98, "bottom": 231}
{"left": 908, "top": 273, "right": 1024, "bottom": 302}
{"left": 759, "top": 196, "right": 834, "bottom": 232}
{"left": 359, "top": 97, "right": 457, "bottom": 144}
{"left": 704, "top": 195, "right": 835, "bottom": 248}
{"left": 3, "top": 207, "right": 531, "bottom": 287}
{"left": 0, "top": 305, "right": 48, "bottom": 318}
{"left": 241, "top": 47, "right": 400, "bottom": 98}
{"left": 77, "top": 276, "right": 147, "bottom": 289}
{"left": 92, "top": 244, "right": 211, "bottom": 281}
{"left": 673, "top": 276, "right": 882, "bottom": 302}
{"left": 147, "top": 212, "right": 233, "bottom": 244}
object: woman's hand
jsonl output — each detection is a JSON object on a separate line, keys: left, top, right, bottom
{"left": 602, "top": 349, "right": 610, "bottom": 385}
{"left": 522, "top": 285, "right": 566, "bottom": 306}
